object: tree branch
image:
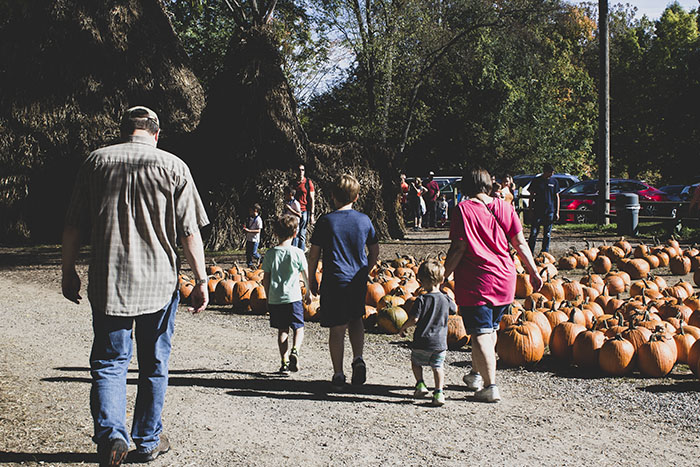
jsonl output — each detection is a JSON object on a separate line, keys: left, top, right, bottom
{"left": 262, "top": 0, "right": 278, "bottom": 24}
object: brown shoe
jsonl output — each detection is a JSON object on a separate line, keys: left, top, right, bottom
{"left": 131, "top": 434, "right": 170, "bottom": 463}
{"left": 98, "top": 438, "right": 128, "bottom": 467}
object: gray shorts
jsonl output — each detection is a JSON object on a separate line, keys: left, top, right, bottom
{"left": 411, "top": 348, "right": 446, "bottom": 368}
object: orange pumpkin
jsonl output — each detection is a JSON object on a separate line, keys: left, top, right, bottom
{"left": 572, "top": 329, "right": 606, "bottom": 369}
{"left": 637, "top": 334, "right": 677, "bottom": 377}
{"left": 599, "top": 334, "right": 636, "bottom": 375}
{"left": 447, "top": 314, "right": 469, "bottom": 349}
{"left": 550, "top": 310, "right": 587, "bottom": 362}
{"left": 249, "top": 285, "right": 267, "bottom": 315}
{"left": 497, "top": 319, "right": 545, "bottom": 367}
{"left": 214, "top": 279, "right": 237, "bottom": 305}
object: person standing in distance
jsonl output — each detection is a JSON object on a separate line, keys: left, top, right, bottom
{"left": 424, "top": 172, "right": 440, "bottom": 228}
{"left": 293, "top": 164, "right": 315, "bottom": 252}
{"left": 61, "top": 106, "right": 209, "bottom": 467}
{"left": 527, "top": 163, "right": 560, "bottom": 254}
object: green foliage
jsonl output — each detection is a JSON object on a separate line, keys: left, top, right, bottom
{"left": 302, "top": 0, "right": 597, "bottom": 177}
{"left": 582, "top": 1, "right": 700, "bottom": 184}
{"left": 164, "top": 0, "right": 331, "bottom": 98}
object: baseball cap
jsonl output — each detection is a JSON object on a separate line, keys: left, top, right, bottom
{"left": 122, "top": 106, "right": 159, "bottom": 126}
{"left": 429, "top": 171, "right": 435, "bottom": 176}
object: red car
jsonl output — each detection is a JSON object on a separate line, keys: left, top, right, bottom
{"left": 559, "top": 179, "right": 669, "bottom": 223}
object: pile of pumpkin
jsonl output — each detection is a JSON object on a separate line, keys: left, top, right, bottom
{"left": 178, "top": 263, "right": 268, "bottom": 314}
{"left": 498, "top": 237, "right": 700, "bottom": 378}
{"left": 361, "top": 254, "right": 469, "bottom": 349}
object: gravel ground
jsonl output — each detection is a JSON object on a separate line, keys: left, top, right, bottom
{"left": 1, "top": 228, "right": 700, "bottom": 466}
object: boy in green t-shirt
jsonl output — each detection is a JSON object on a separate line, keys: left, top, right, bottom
{"left": 262, "top": 214, "right": 312, "bottom": 374}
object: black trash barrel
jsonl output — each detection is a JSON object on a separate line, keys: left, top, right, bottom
{"left": 616, "top": 193, "right": 640, "bottom": 236}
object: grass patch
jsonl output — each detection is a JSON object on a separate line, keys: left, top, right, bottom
{"left": 552, "top": 221, "right": 700, "bottom": 242}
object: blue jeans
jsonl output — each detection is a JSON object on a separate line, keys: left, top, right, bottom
{"left": 528, "top": 212, "right": 554, "bottom": 253}
{"left": 294, "top": 210, "right": 309, "bottom": 251}
{"left": 246, "top": 240, "right": 260, "bottom": 266}
{"left": 90, "top": 292, "right": 178, "bottom": 453}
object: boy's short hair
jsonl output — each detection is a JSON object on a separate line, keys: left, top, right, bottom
{"left": 274, "top": 214, "right": 299, "bottom": 239}
{"left": 543, "top": 163, "right": 554, "bottom": 173}
{"left": 251, "top": 203, "right": 261, "bottom": 212}
{"left": 417, "top": 260, "right": 445, "bottom": 287}
{"left": 284, "top": 186, "right": 296, "bottom": 196}
{"left": 332, "top": 174, "right": 360, "bottom": 205}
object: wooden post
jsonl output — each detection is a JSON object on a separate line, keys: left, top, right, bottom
{"left": 598, "top": 0, "right": 610, "bottom": 225}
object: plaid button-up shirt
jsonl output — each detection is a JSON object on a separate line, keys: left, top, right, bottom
{"left": 65, "top": 135, "right": 209, "bottom": 316}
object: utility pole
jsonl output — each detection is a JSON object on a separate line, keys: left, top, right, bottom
{"left": 598, "top": 0, "right": 610, "bottom": 225}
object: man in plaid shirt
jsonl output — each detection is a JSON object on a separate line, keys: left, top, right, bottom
{"left": 61, "top": 106, "right": 209, "bottom": 466}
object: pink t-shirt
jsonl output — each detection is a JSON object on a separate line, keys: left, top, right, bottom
{"left": 449, "top": 198, "right": 522, "bottom": 306}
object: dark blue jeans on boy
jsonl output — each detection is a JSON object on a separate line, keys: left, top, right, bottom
{"left": 90, "top": 291, "right": 178, "bottom": 454}
{"left": 246, "top": 240, "right": 260, "bottom": 267}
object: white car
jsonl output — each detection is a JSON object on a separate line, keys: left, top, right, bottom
{"left": 514, "top": 173, "right": 581, "bottom": 208}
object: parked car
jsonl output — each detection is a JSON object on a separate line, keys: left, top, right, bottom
{"left": 559, "top": 179, "right": 669, "bottom": 223}
{"left": 680, "top": 182, "right": 700, "bottom": 202}
{"left": 514, "top": 173, "right": 580, "bottom": 208}
{"left": 659, "top": 185, "right": 686, "bottom": 202}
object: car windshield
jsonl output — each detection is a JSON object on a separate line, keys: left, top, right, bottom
{"left": 563, "top": 181, "right": 596, "bottom": 195}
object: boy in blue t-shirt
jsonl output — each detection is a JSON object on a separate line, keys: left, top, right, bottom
{"left": 308, "top": 174, "right": 380, "bottom": 390}
{"left": 399, "top": 260, "right": 456, "bottom": 407}
{"left": 262, "top": 214, "right": 311, "bottom": 374}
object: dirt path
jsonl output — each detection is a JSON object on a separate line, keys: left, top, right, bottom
{"left": 1, "top": 230, "right": 700, "bottom": 466}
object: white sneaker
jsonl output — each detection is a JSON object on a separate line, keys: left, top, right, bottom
{"left": 462, "top": 372, "right": 483, "bottom": 391}
{"left": 474, "top": 385, "right": 501, "bottom": 403}
{"left": 413, "top": 381, "right": 430, "bottom": 398}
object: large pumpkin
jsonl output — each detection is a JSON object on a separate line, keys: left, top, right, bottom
{"left": 637, "top": 334, "right": 677, "bottom": 377}
{"left": 377, "top": 306, "right": 409, "bottom": 334}
{"left": 365, "top": 282, "right": 386, "bottom": 307}
{"left": 621, "top": 321, "right": 652, "bottom": 352}
{"left": 214, "top": 279, "right": 237, "bottom": 305}
{"left": 497, "top": 319, "right": 545, "bottom": 367}
{"left": 624, "top": 258, "right": 650, "bottom": 280}
{"left": 669, "top": 255, "right": 691, "bottom": 275}
{"left": 521, "top": 308, "right": 552, "bottom": 345}
{"left": 673, "top": 325, "right": 696, "bottom": 364}
{"left": 447, "top": 314, "right": 469, "bottom": 349}
{"left": 598, "top": 334, "right": 636, "bottom": 375}
{"left": 572, "top": 329, "right": 605, "bottom": 369}
{"left": 248, "top": 285, "right": 267, "bottom": 315}
{"left": 515, "top": 273, "right": 534, "bottom": 298}
{"left": 550, "top": 310, "right": 587, "bottom": 362}
{"left": 231, "top": 280, "right": 256, "bottom": 311}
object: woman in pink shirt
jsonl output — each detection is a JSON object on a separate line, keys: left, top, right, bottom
{"left": 444, "top": 168, "right": 542, "bottom": 403}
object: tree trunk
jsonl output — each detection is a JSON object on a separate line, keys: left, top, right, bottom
{"left": 194, "top": 25, "right": 404, "bottom": 250}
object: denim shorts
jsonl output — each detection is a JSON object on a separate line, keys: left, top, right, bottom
{"left": 460, "top": 304, "right": 510, "bottom": 335}
{"left": 411, "top": 348, "right": 446, "bottom": 368}
{"left": 268, "top": 301, "right": 304, "bottom": 330}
